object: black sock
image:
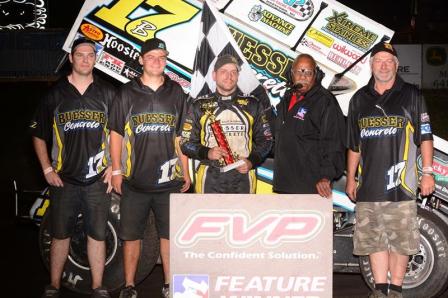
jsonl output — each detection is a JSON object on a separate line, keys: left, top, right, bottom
{"left": 375, "top": 283, "right": 388, "bottom": 295}
{"left": 163, "top": 283, "right": 169, "bottom": 289}
{"left": 389, "top": 284, "right": 402, "bottom": 293}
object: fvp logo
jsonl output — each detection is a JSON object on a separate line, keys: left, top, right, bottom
{"left": 175, "top": 210, "right": 324, "bottom": 248}
{"left": 173, "top": 275, "right": 208, "bottom": 298}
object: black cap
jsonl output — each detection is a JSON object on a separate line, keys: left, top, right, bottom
{"left": 71, "top": 37, "right": 96, "bottom": 54}
{"left": 214, "top": 54, "right": 241, "bottom": 71}
{"left": 141, "top": 38, "right": 169, "bottom": 56}
{"left": 371, "top": 42, "right": 397, "bottom": 57}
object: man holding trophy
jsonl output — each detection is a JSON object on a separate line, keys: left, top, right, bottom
{"left": 181, "top": 54, "right": 273, "bottom": 193}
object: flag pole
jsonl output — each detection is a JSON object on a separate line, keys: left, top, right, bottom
{"left": 291, "top": 1, "right": 328, "bottom": 51}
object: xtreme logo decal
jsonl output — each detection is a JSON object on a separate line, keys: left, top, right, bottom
{"left": 175, "top": 210, "right": 324, "bottom": 248}
{"left": 323, "top": 10, "right": 378, "bottom": 51}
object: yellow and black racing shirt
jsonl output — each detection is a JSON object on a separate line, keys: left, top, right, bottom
{"left": 30, "top": 76, "right": 115, "bottom": 185}
{"left": 347, "top": 76, "right": 433, "bottom": 202}
{"left": 108, "top": 76, "right": 187, "bottom": 192}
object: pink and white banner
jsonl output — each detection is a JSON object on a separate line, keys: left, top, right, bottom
{"left": 170, "top": 194, "right": 333, "bottom": 298}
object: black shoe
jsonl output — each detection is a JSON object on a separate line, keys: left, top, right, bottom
{"left": 92, "top": 286, "right": 111, "bottom": 298}
{"left": 41, "top": 285, "right": 60, "bottom": 298}
{"left": 119, "top": 285, "right": 137, "bottom": 298}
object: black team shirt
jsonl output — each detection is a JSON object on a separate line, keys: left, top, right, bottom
{"left": 347, "top": 76, "right": 433, "bottom": 202}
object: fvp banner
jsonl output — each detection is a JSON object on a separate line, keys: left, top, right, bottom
{"left": 170, "top": 194, "right": 333, "bottom": 298}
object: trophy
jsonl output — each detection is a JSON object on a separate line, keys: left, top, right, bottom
{"left": 207, "top": 112, "right": 245, "bottom": 172}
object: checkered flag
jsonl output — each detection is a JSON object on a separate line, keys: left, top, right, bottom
{"left": 190, "top": 0, "right": 269, "bottom": 108}
{"left": 293, "top": 0, "right": 314, "bottom": 20}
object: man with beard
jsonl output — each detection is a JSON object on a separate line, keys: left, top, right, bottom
{"left": 346, "top": 43, "right": 435, "bottom": 298}
{"left": 273, "top": 53, "right": 345, "bottom": 196}
{"left": 180, "top": 54, "right": 272, "bottom": 193}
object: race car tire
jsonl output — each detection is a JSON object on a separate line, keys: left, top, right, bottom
{"left": 38, "top": 192, "right": 160, "bottom": 294}
{"left": 359, "top": 207, "right": 448, "bottom": 298}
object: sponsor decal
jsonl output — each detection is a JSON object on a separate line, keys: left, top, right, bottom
{"left": 260, "top": 0, "right": 315, "bottom": 21}
{"left": 181, "top": 131, "right": 191, "bottom": 139}
{"left": 121, "top": 66, "right": 141, "bottom": 80}
{"left": 300, "top": 37, "right": 328, "bottom": 57}
{"left": 80, "top": 23, "right": 104, "bottom": 41}
{"left": 434, "top": 159, "right": 448, "bottom": 177}
{"left": 173, "top": 275, "right": 209, "bottom": 298}
{"left": 421, "top": 123, "right": 432, "bottom": 134}
{"left": 98, "top": 51, "right": 125, "bottom": 74}
{"left": 89, "top": 0, "right": 200, "bottom": 44}
{"left": 420, "top": 112, "right": 430, "bottom": 122}
{"left": 99, "top": 33, "right": 140, "bottom": 61}
{"left": 294, "top": 107, "right": 308, "bottom": 120}
{"left": 57, "top": 110, "right": 106, "bottom": 125}
{"left": 323, "top": 10, "right": 378, "bottom": 51}
{"left": 327, "top": 51, "right": 362, "bottom": 74}
{"left": 205, "top": 122, "right": 246, "bottom": 137}
{"left": 237, "top": 98, "right": 249, "bottom": 106}
{"left": 306, "top": 27, "right": 334, "bottom": 47}
{"left": 417, "top": 154, "right": 448, "bottom": 194}
{"left": 264, "top": 128, "right": 273, "bottom": 138}
{"left": 183, "top": 122, "right": 193, "bottom": 131}
{"left": 175, "top": 210, "right": 324, "bottom": 248}
{"left": 358, "top": 116, "right": 405, "bottom": 139}
{"left": 229, "top": 26, "right": 293, "bottom": 100}
{"left": 132, "top": 112, "right": 176, "bottom": 134}
{"left": 332, "top": 43, "right": 367, "bottom": 63}
{"left": 57, "top": 109, "right": 106, "bottom": 132}
{"left": 165, "top": 70, "right": 191, "bottom": 89}
{"left": 426, "top": 46, "right": 447, "bottom": 66}
{"left": 248, "top": 5, "right": 296, "bottom": 36}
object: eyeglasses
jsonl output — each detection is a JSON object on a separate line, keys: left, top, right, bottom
{"left": 292, "top": 68, "right": 314, "bottom": 78}
{"left": 143, "top": 55, "right": 167, "bottom": 62}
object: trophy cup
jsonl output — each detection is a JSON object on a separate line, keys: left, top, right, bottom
{"left": 208, "top": 113, "right": 245, "bottom": 173}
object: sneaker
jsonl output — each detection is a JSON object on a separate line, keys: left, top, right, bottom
{"left": 92, "top": 286, "right": 111, "bottom": 298}
{"left": 161, "top": 285, "right": 170, "bottom": 298}
{"left": 368, "top": 289, "right": 388, "bottom": 298}
{"left": 119, "top": 285, "right": 137, "bottom": 298}
{"left": 388, "top": 290, "right": 403, "bottom": 298}
{"left": 41, "top": 285, "right": 60, "bottom": 298}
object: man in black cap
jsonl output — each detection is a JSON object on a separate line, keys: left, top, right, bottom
{"left": 109, "top": 37, "right": 190, "bottom": 298}
{"left": 346, "top": 42, "right": 435, "bottom": 298}
{"left": 32, "top": 36, "right": 115, "bottom": 298}
{"left": 180, "top": 54, "right": 272, "bottom": 193}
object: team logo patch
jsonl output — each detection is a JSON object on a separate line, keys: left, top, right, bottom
{"left": 173, "top": 274, "right": 209, "bottom": 297}
{"left": 420, "top": 112, "right": 430, "bottom": 122}
{"left": 237, "top": 98, "right": 249, "bottom": 106}
{"left": 421, "top": 123, "right": 432, "bottom": 134}
{"left": 183, "top": 122, "right": 193, "bottom": 131}
{"left": 294, "top": 107, "right": 308, "bottom": 120}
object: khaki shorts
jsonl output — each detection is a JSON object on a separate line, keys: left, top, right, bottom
{"left": 353, "top": 201, "right": 420, "bottom": 256}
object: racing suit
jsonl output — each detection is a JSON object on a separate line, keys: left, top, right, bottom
{"left": 180, "top": 92, "right": 272, "bottom": 193}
